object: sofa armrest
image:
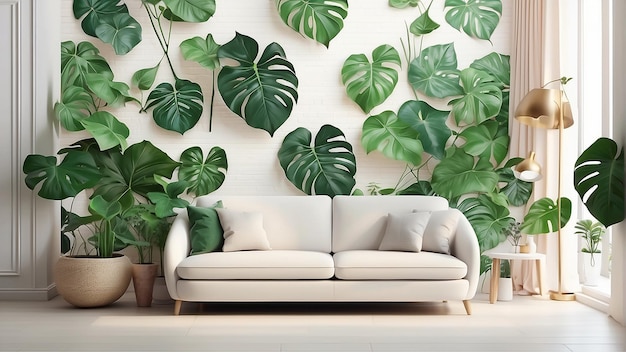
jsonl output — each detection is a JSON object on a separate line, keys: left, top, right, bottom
{"left": 163, "top": 211, "right": 190, "bottom": 300}
{"left": 451, "top": 214, "right": 481, "bottom": 300}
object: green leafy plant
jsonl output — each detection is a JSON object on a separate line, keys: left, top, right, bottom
{"left": 504, "top": 221, "right": 522, "bottom": 248}
{"left": 278, "top": 124, "right": 357, "bottom": 197}
{"left": 575, "top": 219, "right": 605, "bottom": 266}
{"left": 573, "top": 137, "right": 624, "bottom": 228}
{"left": 341, "top": 44, "right": 401, "bottom": 113}
{"left": 520, "top": 197, "right": 572, "bottom": 235}
{"left": 218, "top": 32, "right": 299, "bottom": 137}
{"left": 276, "top": 0, "right": 349, "bottom": 47}
{"left": 361, "top": 111, "right": 423, "bottom": 165}
{"left": 444, "top": 0, "right": 502, "bottom": 41}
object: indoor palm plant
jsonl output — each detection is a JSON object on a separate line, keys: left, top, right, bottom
{"left": 574, "top": 219, "right": 605, "bottom": 286}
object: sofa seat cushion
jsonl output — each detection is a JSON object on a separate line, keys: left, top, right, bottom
{"left": 333, "top": 250, "right": 467, "bottom": 280}
{"left": 177, "top": 250, "right": 335, "bottom": 280}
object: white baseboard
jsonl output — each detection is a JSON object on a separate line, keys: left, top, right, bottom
{"left": 0, "top": 285, "right": 57, "bottom": 301}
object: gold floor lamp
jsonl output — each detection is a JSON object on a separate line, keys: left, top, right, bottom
{"left": 514, "top": 86, "right": 575, "bottom": 301}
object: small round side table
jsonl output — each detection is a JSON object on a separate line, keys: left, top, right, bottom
{"left": 486, "top": 252, "right": 546, "bottom": 304}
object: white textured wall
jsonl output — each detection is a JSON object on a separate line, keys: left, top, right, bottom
{"left": 60, "top": 0, "right": 512, "bottom": 196}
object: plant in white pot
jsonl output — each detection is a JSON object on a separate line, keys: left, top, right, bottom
{"left": 574, "top": 220, "right": 605, "bottom": 286}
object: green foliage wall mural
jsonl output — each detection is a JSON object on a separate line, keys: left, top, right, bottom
{"left": 57, "top": 0, "right": 521, "bottom": 269}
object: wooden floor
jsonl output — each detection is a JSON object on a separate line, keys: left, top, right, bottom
{"left": 0, "top": 293, "right": 624, "bottom": 351}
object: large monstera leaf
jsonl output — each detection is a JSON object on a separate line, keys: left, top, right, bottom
{"left": 218, "top": 33, "right": 299, "bottom": 137}
{"left": 458, "top": 120, "right": 509, "bottom": 165}
{"left": 361, "top": 111, "right": 423, "bottom": 165}
{"left": 521, "top": 197, "right": 572, "bottom": 235}
{"left": 23, "top": 151, "right": 101, "bottom": 200}
{"left": 397, "top": 100, "right": 451, "bottom": 160}
{"left": 574, "top": 137, "right": 625, "bottom": 227}
{"left": 178, "top": 146, "right": 228, "bottom": 197}
{"left": 145, "top": 79, "right": 203, "bottom": 134}
{"left": 278, "top": 124, "right": 356, "bottom": 197}
{"left": 497, "top": 158, "right": 533, "bottom": 207}
{"left": 408, "top": 43, "right": 463, "bottom": 99}
{"left": 54, "top": 85, "right": 94, "bottom": 132}
{"left": 162, "top": 0, "right": 216, "bottom": 22}
{"left": 342, "top": 45, "right": 401, "bottom": 114}
{"left": 91, "top": 141, "right": 180, "bottom": 209}
{"left": 73, "top": 0, "right": 129, "bottom": 37}
{"left": 457, "top": 195, "right": 513, "bottom": 253}
{"left": 276, "top": 0, "right": 348, "bottom": 47}
{"left": 431, "top": 148, "right": 498, "bottom": 200}
{"left": 470, "top": 52, "right": 510, "bottom": 88}
{"left": 61, "top": 41, "right": 112, "bottom": 91}
{"left": 444, "top": 0, "right": 502, "bottom": 41}
{"left": 450, "top": 68, "right": 502, "bottom": 126}
{"left": 95, "top": 13, "right": 142, "bottom": 55}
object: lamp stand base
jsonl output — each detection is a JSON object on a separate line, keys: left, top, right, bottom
{"left": 549, "top": 290, "right": 576, "bottom": 301}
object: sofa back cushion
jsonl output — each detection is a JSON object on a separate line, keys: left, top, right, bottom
{"left": 196, "top": 195, "right": 332, "bottom": 252}
{"left": 332, "top": 195, "right": 449, "bottom": 252}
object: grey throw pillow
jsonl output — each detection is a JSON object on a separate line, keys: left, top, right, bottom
{"left": 378, "top": 211, "right": 431, "bottom": 252}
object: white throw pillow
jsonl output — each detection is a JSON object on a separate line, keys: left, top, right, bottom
{"left": 421, "top": 209, "right": 460, "bottom": 254}
{"left": 215, "top": 208, "right": 271, "bottom": 252}
{"left": 378, "top": 211, "right": 431, "bottom": 252}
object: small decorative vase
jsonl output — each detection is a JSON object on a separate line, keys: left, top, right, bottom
{"left": 498, "top": 277, "right": 513, "bottom": 301}
{"left": 526, "top": 235, "right": 537, "bottom": 253}
{"left": 132, "top": 263, "right": 159, "bottom": 307}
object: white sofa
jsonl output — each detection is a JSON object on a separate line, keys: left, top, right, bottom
{"left": 163, "top": 195, "right": 480, "bottom": 315}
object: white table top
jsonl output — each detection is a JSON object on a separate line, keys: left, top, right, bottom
{"left": 486, "top": 252, "right": 546, "bottom": 260}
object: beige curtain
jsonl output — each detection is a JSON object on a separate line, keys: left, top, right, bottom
{"left": 509, "top": 0, "right": 579, "bottom": 295}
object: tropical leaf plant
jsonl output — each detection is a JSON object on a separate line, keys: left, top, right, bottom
{"left": 144, "top": 79, "right": 204, "bottom": 134}
{"left": 444, "top": 0, "right": 502, "bottom": 41}
{"left": 496, "top": 158, "right": 533, "bottom": 207}
{"left": 95, "top": 13, "right": 142, "bottom": 55}
{"left": 131, "top": 64, "right": 160, "bottom": 91}
{"left": 408, "top": 43, "right": 463, "bottom": 99}
{"left": 276, "top": 0, "right": 349, "bottom": 47}
{"left": 178, "top": 146, "right": 228, "bottom": 197}
{"left": 409, "top": 4, "right": 440, "bottom": 36}
{"left": 72, "top": 0, "right": 129, "bottom": 37}
{"left": 54, "top": 86, "right": 95, "bottom": 131}
{"left": 397, "top": 181, "right": 435, "bottom": 196}
{"left": 520, "top": 197, "right": 572, "bottom": 235}
{"left": 449, "top": 68, "right": 503, "bottom": 126}
{"left": 573, "top": 137, "right": 625, "bottom": 227}
{"left": 389, "top": 0, "right": 420, "bottom": 9}
{"left": 342, "top": 44, "right": 401, "bottom": 114}
{"left": 147, "top": 179, "right": 191, "bottom": 218}
{"left": 470, "top": 52, "right": 510, "bottom": 88}
{"left": 162, "top": 0, "right": 216, "bottom": 22}
{"left": 458, "top": 120, "right": 509, "bottom": 165}
{"left": 457, "top": 195, "right": 513, "bottom": 253}
{"left": 431, "top": 148, "right": 499, "bottom": 200}
{"left": 361, "top": 111, "right": 423, "bottom": 165}
{"left": 61, "top": 41, "right": 113, "bottom": 90}
{"left": 80, "top": 111, "right": 130, "bottom": 151}
{"left": 397, "top": 100, "right": 451, "bottom": 160}
{"left": 84, "top": 72, "right": 138, "bottom": 108}
{"left": 218, "top": 32, "right": 299, "bottom": 136}
{"left": 278, "top": 124, "right": 357, "bottom": 197}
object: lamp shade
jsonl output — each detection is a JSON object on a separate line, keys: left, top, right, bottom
{"left": 514, "top": 151, "right": 542, "bottom": 182}
{"left": 514, "top": 88, "right": 574, "bottom": 129}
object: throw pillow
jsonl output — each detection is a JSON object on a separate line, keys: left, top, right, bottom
{"left": 421, "top": 209, "right": 460, "bottom": 254}
{"left": 187, "top": 201, "right": 224, "bottom": 255}
{"left": 215, "top": 208, "right": 271, "bottom": 252}
{"left": 378, "top": 211, "right": 431, "bottom": 252}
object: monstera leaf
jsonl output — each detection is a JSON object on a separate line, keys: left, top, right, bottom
{"left": 409, "top": 5, "right": 440, "bottom": 36}
{"left": 457, "top": 195, "right": 513, "bottom": 253}
{"left": 61, "top": 41, "right": 112, "bottom": 91}
{"left": 178, "top": 146, "right": 228, "bottom": 197}
{"left": 458, "top": 120, "right": 509, "bottom": 165}
{"left": 397, "top": 181, "right": 435, "bottom": 196}
{"left": 218, "top": 33, "right": 298, "bottom": 136}
{"left": 450, "top": 68, "right": 502, "bottom": 126}
{"left": 73, "top": 0, "right": 129, "bottom": 37}
{"left": 145, "top": 79, "right": 203, "bottom": 134}
{"left": 95, "top": 13, "right": 142, "bottom": 55}
{"left": 54, "top": 85, "right": 94, "bottom": 132}
{"left": 408, "top": 43, "right": 463, "bottom": 99}
{"left": 276, "top": 0, "right": 349, "bottom": 47}
{"left": 444, "top": 0, "right": 502, "bottom": 41}
{"left": 80, "top": 111, "right": 130, "bottom": 151}
{"left": 497, "top": 158, "right": 533, "bottom": 207}
{"left": 91, "top": 141, "right": 180, "bottom": 208}
{"left": 147, "top": 180, "right": 190, "bottom": 218}
{"left": 162, "top": 0, "right": 216, "bottom": 22}
{"left": 341, "top": 44, "right": 401, "bottom": 113}
{"left": 180, "top": 34, "right": 221, "bottom": 70}
{"left": 389, "top": 0, "right": 419, "bottom": 8}
{"left": 521, "top": 197, "right": 572, "bottom": 235}
{"left": 397, "top": 100, "right": 451, "bottom": 160}
{"left": 85, "top": 72, "right": 137, "bottom": 108}
{"left": 361, "top": 111, "right": 423, "bottom": 165}
{"left": 431, "top": 148, "right": 498, "bottom": 200}
{"left": 278, "top": 124, "right": 356, "bottom": 197}
{"left": 574, "top": 137, "right": 625, "bottom": 227}
{"left": 23, "top": 151, "right": 100, "bottom": 200}
{"left": 470, "top": 52, "right": 510, "bottom": 87}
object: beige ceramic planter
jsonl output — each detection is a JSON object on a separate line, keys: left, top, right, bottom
{"left": 54, "top": 254, "right": 132, "bottom": 308}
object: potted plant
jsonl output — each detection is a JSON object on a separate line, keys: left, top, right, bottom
{"left": 574, "top": 219, "right": 605, "bottom": 286}
{"left": 504, "top": 221, "right": 523, "bottom": 253}
{"left": 498, "top": 259, "right": 513, "bottom": 301}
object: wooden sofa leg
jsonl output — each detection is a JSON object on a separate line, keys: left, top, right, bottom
{"left": 462, "top": 300, "right": 472, "bottom": 315}
{"left": 174, "top": 300, "right": 182, "bottom": 315}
